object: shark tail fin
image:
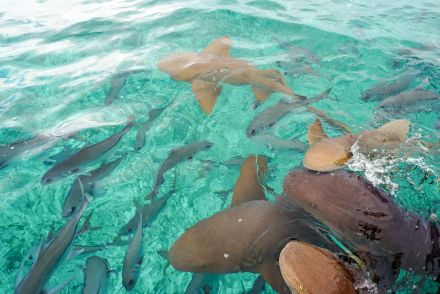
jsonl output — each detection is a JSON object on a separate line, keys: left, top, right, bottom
{"left": 252, "top": 69, "right": 288, "bottom": 102}
{"left": 76, "top": 211, "right": 101, "bottom": 237}
{"left": 192, "top": 79, "right": 223, "bottom": 114}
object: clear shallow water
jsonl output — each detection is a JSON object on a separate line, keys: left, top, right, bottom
{"left": 0, "top": 0, "right": 439, "bottom": 293}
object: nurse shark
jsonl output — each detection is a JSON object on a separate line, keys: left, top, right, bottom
{"left": 157, "top": 36, "right": 304, "bottom": 114}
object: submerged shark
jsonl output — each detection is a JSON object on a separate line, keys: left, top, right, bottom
{"left": 283, "top": 169, "right": 440, "bottom": 290}
{"left": 168, "top": 187, "right": 336, "bottom": 294}
{"left": 303, "top": 119, "right": 409, "bottom": 172}
{"left": 157, "top": 36, "right": 303, "bottom": 114}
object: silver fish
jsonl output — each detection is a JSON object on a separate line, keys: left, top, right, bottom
{"left": 134, "top": 106, "right": 167, "bottom": 151}
{"left": 71, "top": 245, "right": 105, "bottom": 256}
{"left": 252, "top": 133, "right": 307, "bottom": 151}
{"left": 62, "top": 155, "right": 126, "bottom": 217}
{"left": 379, "top": 88, "right": 440, "bottom": 109}
{"left": 275, "top": 39, "right": 320, "bottom": 64}
{"left": 122, "top": 213, "right": 144, "bottom": 291}
{"left": 362, "top": 71, "right": 416, "bottom": 100}
{"left": 83, "top": 256, "right": 112, "bottom": 294}
{"left": 146, "top": 141, "right": 212, "bottom": 199}
{"left": 246, "top": 88, "right": 331, "bottom": 137}
{"left": 0, "top": 134, "right": 56, "bottom": 169}
{"left": 276, "top": 61, "right": 318, "bottom": 77}
{"left": 105, "top": 70, "right": 147, "bottom": 105}
{"left": 117, "top": 189, "right": 174, "bottom": 237}
{"left": 41, "top": 118, "right": 133, "bottom": 185}
{"left": 14, "top": 197, "right": 89, "bottom": 294}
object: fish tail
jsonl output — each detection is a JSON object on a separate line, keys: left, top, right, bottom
{"left": 126, "top": 115, "right": 136, "bottom": 128}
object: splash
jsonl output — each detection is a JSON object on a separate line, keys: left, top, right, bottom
{"left": 347, "top": 141, "right": 399, "bottom": 194}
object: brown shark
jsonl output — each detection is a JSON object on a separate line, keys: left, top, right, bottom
{"left": 283, "top": 169, "right": 439, "bottom": 290}
{"left": 168, "top": 197, "right": 334, "bottom": 293}
{"left": 157, "top": 36, "right": 301, "bottom": 114}
{"left": 356, "top": 119, "right": 409, "bottom": 155}
{"left": 303, "top": 119, "right": 409, "bottom": 172}
{"left": 231, "top": 155, "right": 268, "bottom": 207}
{"left": 279, "top": 241, "right": 355, "bottom": 294}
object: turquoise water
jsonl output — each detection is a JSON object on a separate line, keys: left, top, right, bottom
{"left": 1, "top": 0, "right": 439, "bottom": 293}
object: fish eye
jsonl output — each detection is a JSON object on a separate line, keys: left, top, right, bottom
{"left": 70, "top": 206, "right": 76, "bottom": 214}
{"left": 128, "top": 279, "right": 134, "bottom": 286}
{"left": 46, "top": 178, "right": 52, "bottom": 183}
{"left": 250, "top": 129, "right": 256, "bottom": 136}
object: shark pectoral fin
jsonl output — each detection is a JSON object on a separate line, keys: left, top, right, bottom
{"left": 308, "top": 118, "right": 328, "bottom": 145}
{"left": 257, "top": 261, "right": 291, "bottom": 294}
{"left": 202, "top": 36, "right": 232, "bottom": 57}
{"left": 192, "top": 79, "right": 222, "bottom": 114}
{"left": 252, "top": 86, "right": 272, "bottom": 102}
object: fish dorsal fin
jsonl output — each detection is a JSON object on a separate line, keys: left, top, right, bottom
{"left": 308, "top": 118, "right": 328, "bottom": 145}
{"left": 230, "top": 155, "right": 267, "bottom": 207}
{"left": 202, "top": 36, "right": 232, "bottom": 57}
{"left": 377, "top": 119, "right": 409, "bottom": 142}
{"left": 257, "top": 261, "right": 290, "bottom": 294}
{"left": 192, "top": 79, "right": 223, "bottom": 114}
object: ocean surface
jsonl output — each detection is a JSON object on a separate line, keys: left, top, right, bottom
{"left": 0, "top": 0, "right": 439, "bottom": 293}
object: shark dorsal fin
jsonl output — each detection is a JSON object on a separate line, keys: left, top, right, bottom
{"left": 230, "top": 155, "right": 267, "bottom": 207}
{"left": 308, "top": 118, "right": 328, "bottom": 145}
{"left": 202, "top": 36, "right": 232, "bottom": 57}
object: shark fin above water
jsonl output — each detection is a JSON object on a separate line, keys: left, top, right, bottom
{"left": 307, "top": 118, "right": 328, "bottom": 145}
{"left": 231, "top": 155, "right": 268, "bottom": 207}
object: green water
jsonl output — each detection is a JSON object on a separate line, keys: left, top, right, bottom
{"left": 0, "top": 0, "right": 439, "bottom": 293}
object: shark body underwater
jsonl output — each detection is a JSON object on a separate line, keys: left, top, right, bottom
{"left": 157, "top": 36, "right": 302, "bottom": 114}
{"left": 283, "top": 169, "right": 440, "bottom": 291}
{"left": 168, "top": 157, "right": 340, "bottom": 293}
